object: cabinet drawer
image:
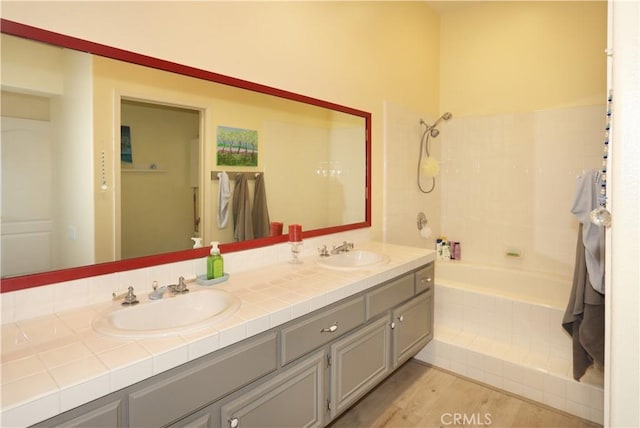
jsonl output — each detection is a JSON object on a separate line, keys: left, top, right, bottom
{"left": 367, "top": 274, "right": 414, "bottom": 318}
{"left": 415, "top": 263, "right": 434, "bottom": 294}
{"left": 281, "top": 297, "right": 365, "bottom": 365}
{"left": 129, "top": 332, "right": 277, "bottom": 428}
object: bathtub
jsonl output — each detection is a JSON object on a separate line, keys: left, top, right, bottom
{"left": 415, "top": 261, "right": 604, "bottom": 424}
{"left": 435, "top": 261, "right": 571, "bottom": 310}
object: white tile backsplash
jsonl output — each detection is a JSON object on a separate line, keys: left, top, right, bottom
{"left": 1, "top": 229, "right": 371, "bottom": 325}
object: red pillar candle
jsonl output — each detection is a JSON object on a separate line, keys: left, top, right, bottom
{"left": 288, "top": 224, "right": 302, "bottom": 242}
{"left": 270, "top": 222, "right": 283, "bottom": 236}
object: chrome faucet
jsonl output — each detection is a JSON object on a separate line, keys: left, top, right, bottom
{"left": 112, "top": 286, "right": 139, "bottom": 306}
{"left": 171, "top": 276, "right": 189, "bottom": 294}
{"left": 318, "top": 245, "right": 330, "bottom": 257}
{"left": 148, "top": 277, "right": 189, "bottom": 300}
{"left": 331, "top": 241, "right": 354, "bottom": 254}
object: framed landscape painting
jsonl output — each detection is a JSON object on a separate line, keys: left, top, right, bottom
{"left": 216, "top": 126, "right": 258, "bottom": 167}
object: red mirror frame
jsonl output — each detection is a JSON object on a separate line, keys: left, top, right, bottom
{"left": 0, "top": 19, "right": 371, "bottom": 293}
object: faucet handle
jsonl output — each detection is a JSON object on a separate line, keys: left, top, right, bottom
{"left": 318, "top": 245, "right": 330, "bottom": 257}
{"left": 122, "top": 286, "right": 139, "bottom": 306}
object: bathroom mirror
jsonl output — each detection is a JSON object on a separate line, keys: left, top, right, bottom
{"left": 0, "top": 20, "right": 371, "bottom": 291}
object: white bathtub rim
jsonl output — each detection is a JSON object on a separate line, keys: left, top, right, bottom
{"left": 434, "top": 261, "right": 572, "bottom": 310}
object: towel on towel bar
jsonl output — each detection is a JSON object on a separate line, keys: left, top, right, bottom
{"left": 232, "top": 173, "right": 254, "bottom": 241}
{"left": 252, "top": 173, "right": 271, "bottom": 238}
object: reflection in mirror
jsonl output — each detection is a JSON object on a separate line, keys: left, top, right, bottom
{"left": 120, "top": 100, "right": 201, "bottom": 260}
{"left": 0, "top": 23, "right": 371, "bottom": 291}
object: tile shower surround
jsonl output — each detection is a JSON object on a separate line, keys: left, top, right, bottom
{"left": 439, "top": 105, "right": 605, "bottom": 276}
{"left": 383, "top": 104, "right": 603, "bottom": 276}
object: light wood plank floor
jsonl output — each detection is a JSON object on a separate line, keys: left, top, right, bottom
{"left": 329, "top": 360, "right": 600, "bottom": 428}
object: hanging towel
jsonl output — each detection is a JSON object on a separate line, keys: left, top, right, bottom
{"left": 570, "top": 170, "right": 605, "bottom": 294}
{"left": 217, "top": 172, "right": 231, "bottom": 228}
{"left": 562, "top": 223, "right": 605, "bottom": 380}
{"left": 252, "top": 173, "right": 271, "bottom": 238}
{"left": 232, "top": 173, "right": 254, "bottom": 241}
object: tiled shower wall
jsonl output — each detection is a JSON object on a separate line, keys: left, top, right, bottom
{"left": 383, "top": 101, "right": 442, "bottom": 250}
{"left": 439, "top": 105, "right": 605, "bottom": 277}
{"left": 383, "top": 103, "right": 605, "bottom": 276}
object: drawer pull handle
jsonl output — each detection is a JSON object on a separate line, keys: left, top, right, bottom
{"left": 421, "top": 277, "right": 432, "bottom": 283}
{"left": 321, "top": 323, "right": 338, "bottom": 333}
{"left": 391, "top": 321, "right": 396, "bottom": 329}
{"left": 229, "top": 417, "right": 239, "bottom": 428}
{"left": 398, "top": 315, "right": 404, "bottom": 322}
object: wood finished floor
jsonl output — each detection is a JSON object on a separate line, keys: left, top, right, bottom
{"left": 329, "top": 360, "right": 600, "bottom": 428}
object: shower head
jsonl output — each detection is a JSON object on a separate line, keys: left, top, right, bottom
{"left": 420, "top": 112, "right": 453, "bottom": 137}
{"left": 431, "top": 112, "right": 453, "bottom": 129}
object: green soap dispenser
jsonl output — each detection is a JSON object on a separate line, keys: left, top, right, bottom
{"left": 207, "top": 241, "right": 224, "bottom": 279}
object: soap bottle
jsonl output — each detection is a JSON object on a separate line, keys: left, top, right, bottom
{"left": 207, "top": 241, "right": 224, "bottom": 280}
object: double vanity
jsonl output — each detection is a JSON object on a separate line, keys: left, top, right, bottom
{"left": 2, "top": 242, "right": 434, "bottom": 427}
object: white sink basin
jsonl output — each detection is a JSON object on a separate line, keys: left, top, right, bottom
{"left": 317, "top": 250, "right": 389, "bottom": 271}
{"left": 92, "top": 289, "right": 240, "bottom": 339}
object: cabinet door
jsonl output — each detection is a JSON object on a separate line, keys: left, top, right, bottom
{"left": 220, "top": 351, "right": 325, "bottom": 428}
{"left": 329, "top": 316, "right": 391, "bottom": 420}
{"left": 392, "top": 292, "right": 432, "bottom": 368}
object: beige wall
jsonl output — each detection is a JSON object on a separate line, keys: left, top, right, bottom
{"left": 439, "top": 1, "right": 606, "bottom": 116}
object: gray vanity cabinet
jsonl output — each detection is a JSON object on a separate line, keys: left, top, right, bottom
{"left": 391, "top": 291, "right": 433, "bottom": 368}
{"left": 31, "top": 262, "right": 434, "bottom": 428}
{"left": 328, "top": 316, "right": 391, "bottom": 419}
{"left": 220, "top": 351, "right": 325, "bottom": 428}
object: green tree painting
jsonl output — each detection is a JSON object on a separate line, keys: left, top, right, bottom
{"left": 216, "top": 126, "right": 258, "bottom": 166}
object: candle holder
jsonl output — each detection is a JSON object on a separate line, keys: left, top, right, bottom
{"left": 289, "top": 241, "right": 303, "bottom": 264}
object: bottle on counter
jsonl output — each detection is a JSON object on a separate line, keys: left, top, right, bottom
{"left": 207, "top": 241, "right": 224, "bottom": 279}
{"left": 442, "top": 241, "right": 451, "bottom": 260}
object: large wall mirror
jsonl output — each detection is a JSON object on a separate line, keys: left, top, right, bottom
{"left": 0, "top": 20, "right": 371, "bottom": 292}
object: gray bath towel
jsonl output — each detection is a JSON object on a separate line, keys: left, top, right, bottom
{"left": 562, "top": 223, "right": 605, "bottom": 381}
{"left": 570, "top": 170, "right": 605, "bottom": 294}
{"left": 232, "top": 174, "right": 254, "bottom": 241}
{"left": 252, "top": 173, "right": 271, "bottom": 238}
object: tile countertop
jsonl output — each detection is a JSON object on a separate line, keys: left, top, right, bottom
{"left": 0, "top": 242, "right": 434, "bottom": 427}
